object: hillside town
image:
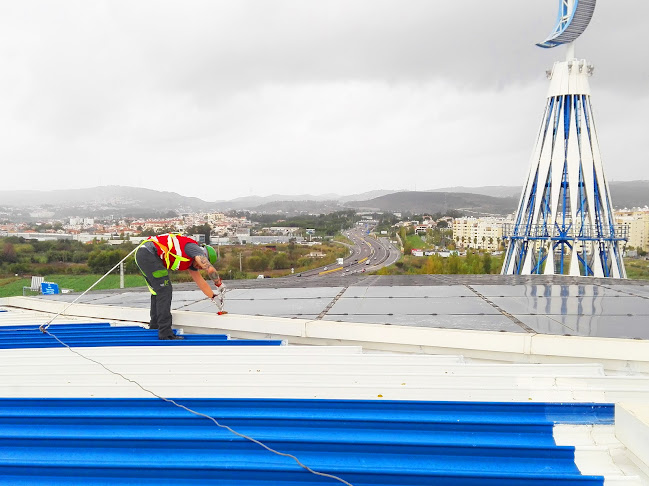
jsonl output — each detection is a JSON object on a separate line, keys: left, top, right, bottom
{"left": 2, "top": 207, "right": 648, "bottom": 255}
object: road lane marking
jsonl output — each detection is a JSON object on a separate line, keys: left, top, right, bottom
{"left": 318, "top": 266, "right": 343, "bottom": 275}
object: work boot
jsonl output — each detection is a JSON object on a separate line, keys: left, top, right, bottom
{"left": 159, "top": 334, "right": 184, "bottom": 340}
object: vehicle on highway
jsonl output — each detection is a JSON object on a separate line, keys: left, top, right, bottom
{"left": 323, "top": 267, "right": 328, "bottom": 271}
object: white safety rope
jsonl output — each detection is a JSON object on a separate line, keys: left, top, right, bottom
{"left": 35, "top": 249, "right": 354, "bottom": 486}
{"left": 39, "top": 246, "right": 139, "bottom": 332}
{"left": 40, "top": 327, "right": 354, "bottom": 486}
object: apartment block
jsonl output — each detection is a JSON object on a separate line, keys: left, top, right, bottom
{"left": 452, "top": 217, "right": 510, "bottom": 251}
{"left": 615, "top": 208, "right": 649, "bottom": 252}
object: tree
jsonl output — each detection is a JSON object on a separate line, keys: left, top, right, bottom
{"left": 1, "top": 243, "right": 17, "bottom": 263}
{"left": 483, "top": 252, "right": 493, "bottom": 274}
{"left": 87, "top": 249, "right": 127, "bottom": 274}
{"left": 186, "top": 224, "right": 212, "bottom": 244}
{"left": 9, "top": 262, "right": 30, "bottom": 274}
{"left": 46, "top": 250, "right": 73, "bottom": 263}
{"left": 271, "top": 252, "right": 290, "bottom": 270}
{"left": 448, "top": 254, "right": 460, "bottom": 274}
{"left": 247, "top": 256, "right": 266, "bottom": 272}
{"left": 423, "top": 255, "right": 445, "bottom": 274}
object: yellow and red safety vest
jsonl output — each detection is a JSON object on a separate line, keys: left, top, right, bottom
{"left": 146, "top": 233, "right": 195, "bottom": 271}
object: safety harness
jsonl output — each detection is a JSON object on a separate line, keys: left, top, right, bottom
{"left": 147, "top": 233, "right": 192, "bottom": 270}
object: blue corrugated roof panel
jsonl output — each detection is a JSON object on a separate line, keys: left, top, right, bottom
{"left": 0, "top": 398, "right": 608, "bottom": 485}
{"left": 0, "top": 323, "right": 283, "bottom": 349}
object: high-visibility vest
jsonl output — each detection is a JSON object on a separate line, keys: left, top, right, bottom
{"left": 146, "top": 233, "right": 195, "bottom": 271}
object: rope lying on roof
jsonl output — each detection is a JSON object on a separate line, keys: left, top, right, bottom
{"left": 34, "top": 253, "right": 353, "bottom": 485}
{"left": 40, "top": 328, "right": 354, "bottom": 486}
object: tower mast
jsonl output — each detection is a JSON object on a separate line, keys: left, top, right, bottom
{"left": 501, "top": 0, "right": 627, "bottom": 278}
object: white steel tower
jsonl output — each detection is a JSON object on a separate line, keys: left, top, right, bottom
{"left": 502, "top": 0, "right": 627, "bottom": 278}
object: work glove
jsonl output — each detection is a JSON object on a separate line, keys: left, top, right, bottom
{"left": 214, "top": 278, "right": 225, "bottom": 291}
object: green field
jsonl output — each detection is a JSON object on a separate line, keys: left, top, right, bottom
{"left": 625, "top": 259, "right": 649, "bottom": 280}
{"left": 405, "top": 234, "right": 428, "bottom": 249}
{"left": 0, "top": 274, "right": 149, "bottom": 298}
{"left": 333, "top": 234, "right": 354, "bottom": 246}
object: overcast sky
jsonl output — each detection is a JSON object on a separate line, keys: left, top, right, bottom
{"left": 1, "top": 1, "right": 647, "bottom": 202}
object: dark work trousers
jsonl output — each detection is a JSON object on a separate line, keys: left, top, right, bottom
{"left": 135, "top": 246, "right": 174, "bottom": 339}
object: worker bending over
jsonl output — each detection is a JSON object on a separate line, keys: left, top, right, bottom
{"left": 135, "top": 233, "right": 223, "bottom": 340}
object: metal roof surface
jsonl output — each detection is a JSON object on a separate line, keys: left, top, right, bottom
{"left": 0, "top": 397, "right": 615, "bottom": 485}
{"left": 2, "top": 276, "right": 649, "bottom": 485}
{"left": 0, "top": 323, "right": 283, "bottom": 349}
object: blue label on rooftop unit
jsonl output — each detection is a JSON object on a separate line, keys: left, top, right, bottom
{"left": 41, "top": 282, "right": 60, "bottom": 295}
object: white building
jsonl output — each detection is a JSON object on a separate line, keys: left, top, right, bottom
{"left": 453, "top": 217, "right": 509, "bottom": 251}
{"left": 616, "top": 208, "right": 649, "bottom": 252}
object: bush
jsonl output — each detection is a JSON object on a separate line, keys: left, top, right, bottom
{"left": 482, "top": 253, "right": 492, "bottom": 273}
{"left": 124, "top": 257, "right": 139, "bottom": 274}
{"left": 270, "top": 253, "right": 290, "bottom": 270}
{"left": 64, "top": 265, "right": 91, "bottom": 275}
{"left": 87, "top": 249, "right": 128, "bottom": 274}
{"left": 447, "top": 254, "right": 461, "bottom": 274}
{"left": 32, "top": 264, "right": 59, "bottom": 275}
{"left": 1, "top": 243, "right": 17, "bottom": 263}
{"left": 71, "top": 251, "right": 88, "bottom": 263}
{"left": 9, "top": 263, "right": 30, "bottom": 274}
{"left": 247, "top": 256, "right": 267, "bottom": 272}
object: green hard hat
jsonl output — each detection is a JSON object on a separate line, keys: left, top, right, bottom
{"left": 203, "top": 245, "right": 217, "bottom": 265}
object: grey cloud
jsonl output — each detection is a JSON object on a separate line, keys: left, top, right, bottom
{"left": 6, "top": 0, "right": 646, "bottom": 131}
{"left": 107, "top": 1, "right": 645, "bottom": 98}
{"left": 0, "top": 0, "right": 646, "bottom": 199}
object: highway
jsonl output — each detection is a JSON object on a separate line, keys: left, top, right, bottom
{"left": 295, "top": 227, "right": 401, "bottom": 279}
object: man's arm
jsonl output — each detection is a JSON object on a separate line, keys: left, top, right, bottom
{"left": 188, "top": 269, "right": 217, "bottom": 298}
{"left": 192, "top": 255, "right": 222, "bottom": 287}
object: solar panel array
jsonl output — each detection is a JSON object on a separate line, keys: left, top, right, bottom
{"left": 50, "top": 280, "right": 649, "bottom": 339}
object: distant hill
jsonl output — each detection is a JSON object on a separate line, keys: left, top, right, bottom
{"left": 215, "top": 190, "right": 402, "bottom": 210}
{"left": 608, "top": 181, "right": 649, "bottom": 209}
{"left": 338, "top": 190, "right": 401, "bottom": 203}
{"left": 219, "top": 193, "right": 341, "bottom": 210}
{"left": 345, "top": 191, "right": 518, "bottom": 216}
{"left": 247, "top": 200, "right": 344, "bottom": 214}
{"left": 429, "top": 186, "right": 522, "bottom": 198}
{"left": 0, "top": 186, "right": 215, "bottom": 219}
{"left": 428, "top": 181, "right": 649, "bottom": 209}
{"left": 0, "top": 181, "right": 646, "bottom": 220}
{"left": 0, "top": 186, "right": 212, "bottom": 208}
